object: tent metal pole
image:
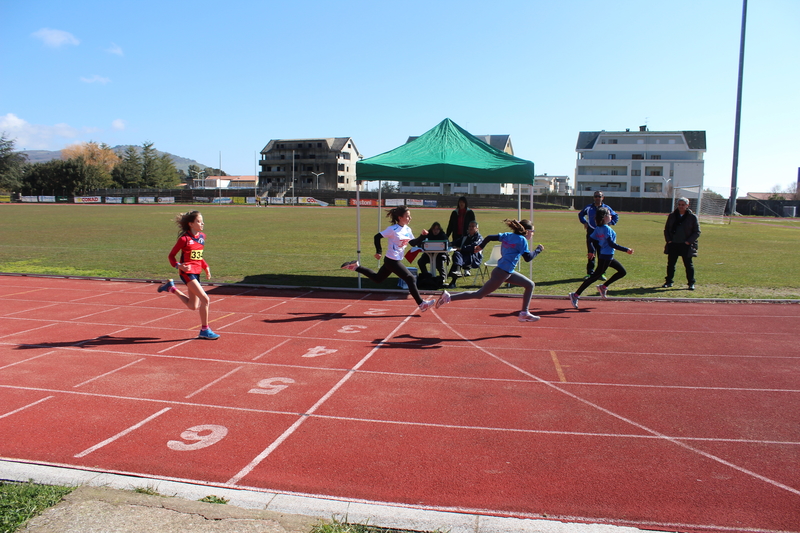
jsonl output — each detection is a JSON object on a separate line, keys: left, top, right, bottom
{"left": 530, "top": 186, "right": 534, "bottom": 281}
{"left": 356, "top": 181, "right": 362, "bottom": 289}
{"left": 378, "top": 181, "right": 382, "bottom": 231}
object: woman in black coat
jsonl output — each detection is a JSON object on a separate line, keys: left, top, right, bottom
{"left": 663, "top": 197, "right": 701, "bottom": 290}
{"left": 445, "top": 196, "right": 476, "bottom": 248}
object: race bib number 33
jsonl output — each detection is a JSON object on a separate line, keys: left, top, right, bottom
{"left": 189, "top": 249, "right": 204, "bottom": 260}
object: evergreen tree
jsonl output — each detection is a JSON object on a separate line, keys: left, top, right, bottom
{"left": 0, "top": 133, "right": 27, "bottom": 192}
{"left": 155, "top": 153, "right": 179, "bottom": 188}
{"left": 112, "top": 146, "right": 143, "bottom": 188}
{"left": 140, "top": 141, "right": 159, "bottom": 188}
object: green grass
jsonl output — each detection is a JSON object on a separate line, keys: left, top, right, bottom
{"left": 311, "top": 518, "right": 445, "bottom": 533}
{"left": 1, "top": 204, "right": 798, "bottom": 300}
{"left": 0, "top": 481, "right": 73, "bottom": 533}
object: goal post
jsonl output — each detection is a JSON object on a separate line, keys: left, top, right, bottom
{"left": 673, "top": 185, "right": 728, "bottom": 225}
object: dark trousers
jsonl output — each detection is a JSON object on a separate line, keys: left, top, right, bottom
{"left": 418, "top": 252, "right": 448, "bottom": 278}
{"left": 666, "top": 243, "right": 695, "bottom": 284}
{"left": 585, "top": 228, "right": 599, "bottom": 275}
{"left": 356, "top": 258, "right": 423, "bottom": 305}
{"left": 576, "top": 254, "right": 626, "bottom": 295}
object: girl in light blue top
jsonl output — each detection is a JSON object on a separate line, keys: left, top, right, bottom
{"left": 435, "top": 219, "right": 544, "bottom": 322}
{"left": 569, "top": 207, "right": 634, "bottom": 309}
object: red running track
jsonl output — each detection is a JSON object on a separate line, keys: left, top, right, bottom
{"left": 1, "top": 275, "right": 799, "bottom": 533}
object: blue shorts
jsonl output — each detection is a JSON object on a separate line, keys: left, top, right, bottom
{"left": 179, "top": 272, "right": 201, "bottom": 285}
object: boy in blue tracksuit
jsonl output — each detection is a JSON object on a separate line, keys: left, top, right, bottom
{"left": 569, "top": 207, "right": 633, "bottom": 309}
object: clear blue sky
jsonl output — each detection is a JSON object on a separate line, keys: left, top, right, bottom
{"left": 2, "top": 0, "right": 798, "bottom": 195}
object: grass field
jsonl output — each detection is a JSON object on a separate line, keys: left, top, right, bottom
{"left": 1, "top": 204, "right": 799, "bottom": 300}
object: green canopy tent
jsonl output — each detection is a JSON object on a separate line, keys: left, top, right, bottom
{"left": 352, "top": 118, "right": 536, "bottom": 287}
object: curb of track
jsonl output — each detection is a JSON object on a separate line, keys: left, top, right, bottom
{"left": 1, "top": 271, "right": 798, "bottom": 305}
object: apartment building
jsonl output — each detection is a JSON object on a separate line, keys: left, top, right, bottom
{"left": 398, "top": 134, "right": 517, "bottom": 195}
{"left": 575, "top": 127, "right": 706, "bottom": 197}
{"left": 511, "top": 174, "right": 571, "bottom": 196}
{"left": 258, "top": 137, "right": 362, "bottom": 194}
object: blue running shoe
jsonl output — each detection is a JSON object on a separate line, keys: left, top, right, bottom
{"left": 198, "top": 328, "right": 220, "bottom": 340}
{"left": 158, "top": 279, "right": 175, "bottom": 293}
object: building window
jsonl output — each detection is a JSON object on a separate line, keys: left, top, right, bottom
{"left": 632, "top": 154, "right": 644, "bottom": 160}
{"left": 637, "top": 139, "right": 644, "bottom": 144}
{"left": 631, "top": 186, "right": 640, "bottom": 192}
{"left": 644, "top": 183, "right": 663, "bottom": 193}
{"left": 608, "top": 154, "right": 616, "bottom": 159}
{"left": 610, "top": 170, "right": 618, "bottom": 176}
{"left": 631, "top": 170, "right": 641, "bottom": 176}
{"left": 647, "top": 171, "right": 662, "bottom": 176}
{"left": 608, "top": 139, "right": 618, "bottom": 144}
{"left": 337, "top": 176, "right": 345, "bottom": 183}
{"left": 650, "top": 155, "right": 661, "bottom": 160}
{"left": 338, "top": 164, "right": 345, "bottom": 171}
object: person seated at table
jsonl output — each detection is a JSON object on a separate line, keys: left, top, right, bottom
{"left": 416, "top": 222, "right": 450, "bottom": 282}
{"left": 447, "top": 220, "right": 483, "bottom": 288}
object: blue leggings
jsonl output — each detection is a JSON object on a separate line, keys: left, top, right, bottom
{"left": 449, "top": 267, "right": 534, "bottom": 312}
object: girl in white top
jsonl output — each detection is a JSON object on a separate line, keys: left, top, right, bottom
{"left": 342, "top": 206, "right": 436, "bottom": 312}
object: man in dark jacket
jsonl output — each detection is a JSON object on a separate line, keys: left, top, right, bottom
{"left": 447, "top": 220, "right": 483, "bottom": 288}
{"left": 663, "top": 197, "right": 701, "bottom": 290}
{"left": 446, "top": 196, "right": 476, "bottom": 248}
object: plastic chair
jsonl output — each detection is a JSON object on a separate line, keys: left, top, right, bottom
{"left": 473, "top": 246, "right": 502, "bottom": 287}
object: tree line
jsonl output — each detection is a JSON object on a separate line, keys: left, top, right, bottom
{"left": 0, "top": 134, "right": 191, "bottom": 195}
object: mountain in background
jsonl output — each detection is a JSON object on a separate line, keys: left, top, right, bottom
{"left": 17, "top": 146, "right": 214, "bottom": 175}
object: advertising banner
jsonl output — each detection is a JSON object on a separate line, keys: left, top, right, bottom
{"left": 157, "top": 197, "right": 175, "bottom": 204}
{"left": 75, "top": 196, "right": 102, "bottom": 204}
{"left": 233, "top": 197, "right": 246, "bottom": 204}
{"left": 56, "top": 196, "right": 70, "bottom": 203}
{"left": 423, "top": 200, "right": 438, "bottom": 207}
{"left": 138, "top": 197, "right": 156, "bottom": 204}
{"left": 0, "top": 195, "right": 12, "bottom": 203}
{"left": 211, "top": 197, "right": 232, "bottom": 204}
{"left": 268, "top": 197, "right": 284, "bottom": 205}
{"left": 335, "top": 198, "right": 348, "bottom": 206}
{"left": 38, "top": 196, "right": 56, "bottom": 203}
{"left": 105, "top": 196, "right": 122, "bottom": 204}
{"left": 385, "top": 198, "right": 405, "bottom": 206}
{"left": 123, "top": 197, "right": 136, "bottom": 204}
{"left": 348, "top": 198, "right": 381, "bottom": 207}
{"left": 246, "top": 197, "right": 257, "bottom": 204}
{"left": 21, "top": 196, "right": 38, "bottom": 202}
{"left": 405, "top": 198, "right": 424, "bottom": 206}
{"left": 299, "top": 197, "right": 329, "bottom": 207}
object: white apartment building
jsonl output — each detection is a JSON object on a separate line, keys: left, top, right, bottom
{"left": 398, "top": 135, "right": 517, "bottom": 195}
{"left": 511, "top": 174, "right": 571, "bottom": 196}
{"left": 575, "top": 127, "right": 706, "bottom": 197}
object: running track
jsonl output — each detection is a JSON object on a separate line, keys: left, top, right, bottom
{"left": 1, "top": 275, "right": 799, "bottom": 533}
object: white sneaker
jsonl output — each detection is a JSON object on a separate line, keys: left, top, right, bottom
{"left": 418, "top": 299, "right": 435, "bottom": 312}
{"left": 518, "top": 311, "right": 540, "bottom": 322}
{"left": 597, "top": 284, "right": 608, "bottom": 299}
{"left": 569, "top": 292, "right": 579, "bottom": 309}
{"left": 435, "top": 290, "right": 451, "bottom": 309}
{"left": 340, "top": 260, "right": 359, "bottom": 270}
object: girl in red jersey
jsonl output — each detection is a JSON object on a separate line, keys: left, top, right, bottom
{"left": 157, "top": 210, "right": 219, "bottom": 340}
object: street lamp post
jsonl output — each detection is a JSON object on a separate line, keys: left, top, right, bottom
{"left": 311, "top": 172, "right": 324, "bottom": 189}
{"left": 662, "top": 177, "right": 672, "bottom": 210}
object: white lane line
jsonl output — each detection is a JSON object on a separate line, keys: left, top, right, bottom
{"left": 74, "top": 408, "right": 171, "bottom": 458}
{"left": 73, "top": 358, "right": 146, "bottom": 388}
{"left": 434, "top": 312, "right": 800, "bottom": 498}
{"left": 252, "top": 339, "right": 292, "bottom": 361}
{"left": 185, "top": 366, "right": 244, "bottom": 399}
{"left": 0, "top": 350, "right": 58, "bottom": 371}
{"left": 0, "top": 396, "right": 54, "bottom": 419}
{"left": 226, "top": 312, "right": 416, "bottom": 486}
